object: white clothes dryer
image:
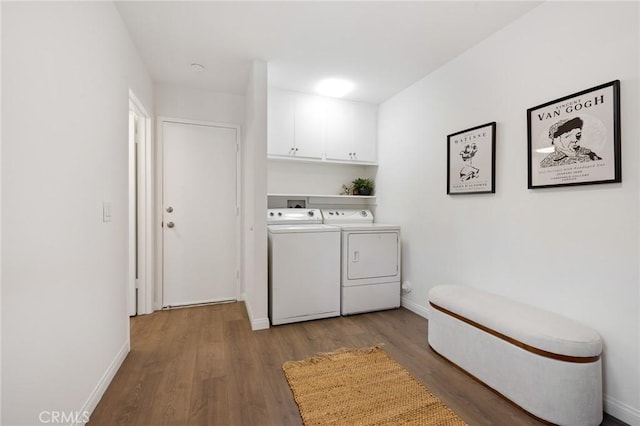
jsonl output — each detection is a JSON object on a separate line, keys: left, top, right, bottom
{"left": 321, "top": 209, "right": 401, "bottom": 315}
{"left": 267, "top": 208, "right": 341, "bottom": 325}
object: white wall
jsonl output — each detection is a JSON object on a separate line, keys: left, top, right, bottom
{"left": 2, "top": 2, "right": 153, "bottom": 425}
{"left": 268, "top": 161, "right": 375, "bottom": 196}
{"left": 243, "top": 61, "right": 269, "bottom": 330}
{"left": 376, "top": 2, "right": 639, "bottom": 424}
{"left": 154, "top": 83, "right": 245, "bottom": 124}
{"left": 0, "top": 1, "right": 3, "bottom": 421}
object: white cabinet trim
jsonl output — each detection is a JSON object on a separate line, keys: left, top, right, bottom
{"left": 267, "top": 155, "right": 378, "bottom": 166}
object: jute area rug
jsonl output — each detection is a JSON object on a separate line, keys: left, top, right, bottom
{"left": 283, "top": 346, "right": 467, "bottom": 426}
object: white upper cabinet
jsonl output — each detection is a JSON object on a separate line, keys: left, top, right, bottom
{"left": 350, "top": 103, "right": 377, "bottom": 163}
{"left": 325, "top": 99, "right": 377, "bottom": 163}
{"left": 293, "top": 93, "right": 327, "bottom": 159}
{"left": 268, "top": 89, "right": 295, "bottom": 156}
{"left": 325, "top": 98, "right": 353, "bottom": 160}
{"left": 268, "top": 87, "right": 377, "bottom": 164}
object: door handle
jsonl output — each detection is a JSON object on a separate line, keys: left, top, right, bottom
{"left": 167, "top": 221, "right": 175, "bottom": 228}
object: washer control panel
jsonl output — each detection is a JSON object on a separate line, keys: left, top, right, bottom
{"left": 267, "top": 208, "right": 323, "bottom": 224}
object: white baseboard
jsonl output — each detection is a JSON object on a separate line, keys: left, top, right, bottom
{"left": 250, "top": 317, "right": 270, "bottom": 330}
{"left": 604, "top": 394, "right": 640, "bottom": 426}
{"left": 243, "top": 297, "right": 270, "bottom": 330}
{"left": 78, "top": 340, "right": 130, "bottom": 425}
{"left": 401, "top": 297, "right": 430, "bottom": 319}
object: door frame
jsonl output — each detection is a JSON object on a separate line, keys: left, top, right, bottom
{"left": 155, "top": 116, "right": 242, "bottom": 309}
{"left": 128, "top": 90, "right": 153, "bottom": 315}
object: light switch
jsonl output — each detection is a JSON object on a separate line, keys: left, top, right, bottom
{"left": 103, "top": 202, "right": 112, "bottom": 222}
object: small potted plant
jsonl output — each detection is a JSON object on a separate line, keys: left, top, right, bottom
{"left": 352, "top": 178, "right": 374, "bottom": 196}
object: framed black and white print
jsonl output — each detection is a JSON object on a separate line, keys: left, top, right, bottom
{"left": 447, "top": 122, "right": 496, "bottom": 195}
{"left": 527, "top": 80, "right": 621, "bottom": 189}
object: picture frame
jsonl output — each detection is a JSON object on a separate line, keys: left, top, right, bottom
{"left": 447, "top": 122, "right": 496, "bottom": 195}
{"left": 527, "top": 80, "right": 621, "bottom": 189}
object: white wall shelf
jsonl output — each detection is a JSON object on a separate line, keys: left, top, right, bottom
{"left": 268, "top": 193, "right": 375, "bottom": 199}
{"left": 268, "top": 193, "right": 376, "bottom": 209}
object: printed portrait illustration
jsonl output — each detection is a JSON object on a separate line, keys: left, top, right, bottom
{"left": 459, "top": 143, "right": 479, "bottom": 181}
{"left": 540, "top": 116, "right": 603, "bottom": 168}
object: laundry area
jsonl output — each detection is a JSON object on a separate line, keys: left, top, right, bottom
{"left": 267, "top": 206, "right": 401, "bottom": 325}
{"left": 264, "top": 86, "right": 403, "bottom": 325}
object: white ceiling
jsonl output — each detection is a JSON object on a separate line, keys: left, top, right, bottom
{"left": 116, "top": 1, "right": 541, "bottom": 104}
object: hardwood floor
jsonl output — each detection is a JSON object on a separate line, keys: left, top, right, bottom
{"left": 88, "top": 302, "right": 625, "bottom": 426}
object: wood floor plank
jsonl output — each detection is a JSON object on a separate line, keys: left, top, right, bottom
{"left": 88, "top": 303, "right": 622, "bottom": 426}
{"left": 89, "top": 308, "right": 171, "bottom": 426}
{"left": 224, "top": 317, "right": 270, "bottom": 426}
{"left": 253, "top": 328, "right": 304, "bottom": 426}
{"left": 146, "top": 308, "right": 200, "bottom": 426}
{"left": 187, "top": 306, "right": 227, "bottom": 425}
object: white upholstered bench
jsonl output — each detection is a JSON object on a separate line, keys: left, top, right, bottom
{"left": 428, "top": 284, "right": 603, "bottom": 426}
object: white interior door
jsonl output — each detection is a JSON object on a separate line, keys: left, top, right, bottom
{"left": 162, "top": 120, "right": 238, "bottom": 307}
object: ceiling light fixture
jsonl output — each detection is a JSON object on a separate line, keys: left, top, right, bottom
{"left": 315, "top": 78, "right": 354, "bottom": 98}
{"left": 190, "top": 63, "right": 206, "bottom": 73}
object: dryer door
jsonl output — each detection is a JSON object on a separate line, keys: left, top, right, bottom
{"left": 346, "top": 232, "right": 399, "bottom": 280}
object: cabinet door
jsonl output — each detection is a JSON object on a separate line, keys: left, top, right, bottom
{"left": 324, "top": 99, "right": 353, "bottom": 161}
{"left": 268, "top": 88, "right": 295, "bottom": 156}
{"left": 294, "top": 93, "right": 326, "bottom": 159}
{"left": 351, "top": 103, "right": 377, "bottom": 162}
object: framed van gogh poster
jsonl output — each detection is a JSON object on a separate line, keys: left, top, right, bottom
{"left": 527, "top": 80, "right": 621, "bottom": 189}
{"left": 447, "top": 122, "right": 496, "bottom": 195}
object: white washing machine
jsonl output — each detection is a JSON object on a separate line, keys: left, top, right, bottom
{"left": 321, "top": 209, "right": 401, "bottom": 315}
{"left": 267, "top": 208, "right": 341, "bottom": 325}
